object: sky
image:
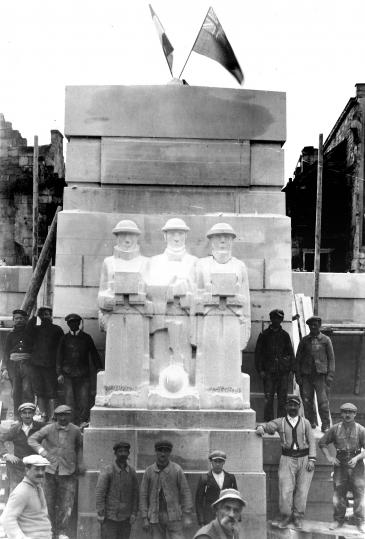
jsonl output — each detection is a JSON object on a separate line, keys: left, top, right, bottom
{"left": 1, "top": 0, "right": 365, "bottom": 181}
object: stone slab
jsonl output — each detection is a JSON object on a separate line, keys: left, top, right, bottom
{"left": 267, "top": 520, "right": 364, "bottom": 538}
{"left": 65, "top": 85, "right": 286, "bottom": 141}
{"left": 82, "top": 255, "right": 105, "bottom": 287}
{"left": 101, "top": 138, "right": 250, "bottom": 186}
{"left": 251, "top": 290, "right": 292, "bottom": 321}
{"left": 292, "top": 271, "right": 365, "bottom": 299}
{"left": 53, "top": 286, "right": 98, "bottom": 318}
{"left": 63, "top": 186, "right": 286, "bottom": 215}
{"left": 66, "top": 139, "right": 101, "bottom": 183}
{"left": 246, "top": 259, "right": 264, "bottom": 289}
{"left": 0, "top": 266, "right": 32, "bottom": 293}
{"left": 54, "top": 254, "right": 83, "bottom": 286}
{"left": 209, "top": 430, "right": 262, "bottom": 472}
{"left": 265, "top": 258, "right": 292, "bottom": 290}
{"left": 251, "top": 143, "right": 284, "bottom": 186}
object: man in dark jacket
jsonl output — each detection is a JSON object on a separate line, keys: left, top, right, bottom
{"left": 195, "top": 450, "right": 237, "bottom": 527}
{"left": 0, "top": 402, "right": 43, "bottom": 491}
{"left": 56, "top": 313, "right": 103, "bottom": 425}
{"left": 255, "top": 309, "right": 295, "bottom": 421}
{"left": 295, "top": 316, "right": 335, "bottom": 432}
{"left": 28, "top": 306, "right": 64, "bottom": 421}
{"left": 96, "top": 441, "right": 139, "bottom": 539}
{"left": 2, "top": 309, "right": 34, "bottom": 414}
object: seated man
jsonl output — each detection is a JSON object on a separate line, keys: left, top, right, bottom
{"left": 194, "top": 488, "right": 246, "bottom": 539}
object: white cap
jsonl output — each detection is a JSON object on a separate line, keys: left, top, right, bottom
{"left": 23, "top": 454, "right": 50, "bottom": 467}
{"left": 161, "top": 218, "right": 190, "bottom": 232}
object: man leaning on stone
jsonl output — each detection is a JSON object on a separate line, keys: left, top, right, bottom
{"left": 194, "top": 488, "right": 246, "bottom": 539}
{"left": 256, "top": 395, "right": 316, "bottom": 529}
{"left": 140, "top": 440, "right": 193, "bottom": 539}
{"left": 319, "top": 402, "right": 365, "bottom": 533}
{"left": 295, "top": 316, "right": 335, "bottom": 432}
{"left": 96, "top": 441, "right": 139, "bottom": 539}
{"left": 195, "top": 450, "right": 237, "bottom": 527}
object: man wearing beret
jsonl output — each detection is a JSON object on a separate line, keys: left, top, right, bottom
{"left": 194, "top": 488, "right": 246, "bottom": 539}
{"left": 1, "top": 454, "right": 51, "bottom": 539}
{"left": 56, "top": 313, "right": 103, "bottom": 426}
{"left": 0, "top": 402, "right": 44, "bottom": 491}
{"left": 256, "top": 395, "right": 316, "bottom": 529}
{"left": 295, "top": 316, "right": 335, "bottom": 432}
{"left": 2, "top": 309, "right": 34, "bottom": 414}
{"left": 96, "top": 441, "right": 139, "bottom": 539}
{"left": 255, "top": 309, "right": 295, "bottom": 421}
{"left": 319, "top": 402, "right": 365, "bottom": 533}
{"left": 28, "top": 404, "right": 85, "bottom": 539}
{"left": 195, "top": 450, "right": 237, "bottom": 527}
{"left": 140, "top": 440, "right": 193, "bottom": 538}
{"left": 28, "top": 306, "right": 64, "bottom": 421}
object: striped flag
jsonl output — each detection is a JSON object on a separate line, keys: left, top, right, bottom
{"left": 149, "top": 4, "right": 174, "bottom": 75}
{"left": 192, "top": 7, "right": 243, "bottom": 84}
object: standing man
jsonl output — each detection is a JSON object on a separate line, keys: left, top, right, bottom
{"left": 2, "top": 309, "right": 34, "bottom": 414}
{"left": 319, "top": 402, "right": 365, "bottom": 533}
{"left": 194, "top": 488, "right": 246, "bottom": 539}
{"left": 255, "top": 309, "right": 295, "bottom": 421}
{"left": 28, "top": 404, "right": 85, "bottom": 539}
{"left": 29, "top": 306, "right": 64, "bottom": 421}
{"left": 256, "top": 395, "right": 316, "bottom": 529}
{"left": 0, "top": 402, "right": 44, "bottom": 491}
{"left": 140, "top": 440, "right": 193, "bottom": 538}
{"left": 96, "top": 441, "right": 139, "bottom": 539}
{"left": 56, "top": 313, "right": 103, "bottom": 425}
{"left": 295, "top": 316, "right": 335, "bottom": 432}
{"left": 1, "top": 454, "right": 51, "bottom": 539}
{"left": 195, "top": 450, "right": 237, "bottom": 527}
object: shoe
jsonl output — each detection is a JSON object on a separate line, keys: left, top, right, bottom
{"left": 321, "top": 425, "right": 330, "bottom": 433}
{"left": 356, "top": 522, "right": 365, "bottom": 533}
{"left": 278, "top": 516, "right": 292, "bottom": 528}
{"left": 329, "top": 521, "right": 344, "bottom": 530}
{"left": 293, "top": 516, "right": 302, "bottom": 529}
{"left": 311, "top": 423, "right": 317, "bottom": 429}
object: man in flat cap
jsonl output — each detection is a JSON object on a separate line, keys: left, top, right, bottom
{"left": 28, "top": 404, "right": 85, "bottom": 539}
{"left": 2, "top": 308, "right": 34, "bottom": 414}
{"left": 1, "top": 454, "right": 51, "bottom": 539}
{"left": 96, "top": 441, "right": 139, "bottom": 539}
{"left": 56, "top": 313, "right": 103, "bottom": 425}
{"left": 319, "top": 402, "right": 365, "bottom": 533}
{"left": 195, "top": 450, "right": 237, "bottom": 527}
{"left": 28, "top": 306, "right": 64, "bottom": 421}
{"left": 256, "top": 395, "right": 316, "bottom": 529}
{"left": 0, "top": 402, "right": 44, "bottom": 491}
{"left": 295, "top": 316, "right": 335, "bottom": 432}
{"left": 140, "top": 440, "right": 193, "bottom": 538}
{"left": 255, "top": 309, "right": 295, "bottom": 421}
{"left": 194, "top": 488, "right": 246, "bottom": 539}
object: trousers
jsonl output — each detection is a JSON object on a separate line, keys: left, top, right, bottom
{"left": 301, "top": 373, "right": 331, "bottom": 428}
{"left": 101, "top": 519, "right": 131, "bottom": 539}
{"left": 44, "top": 473, "right": 77, "bottom": 535}
{"left": 8, "top": 361, "right": 34, "bottom": 414}
{"left": 63, "top": 376, "right": 90, "bottom": 425}
{"left": 333, "top": 461, "right": 365, "bottom": 523}
{"left": 150, "top": 511, "right": 184, "bottom": 539}
{"left": 263, "top": 372, "right": 289, "bottom": 421}
{"left": 278, "top": 455, "right": 314, "bottom": 517}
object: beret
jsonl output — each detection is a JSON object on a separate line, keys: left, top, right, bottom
{"left": 23, "top": 454, "right": 50, "bottom": 467}
{"left": 54, "top": 405, "right": 72, "bottom": 414}
{"left": 269, "top": 309, "right": 284, "bottom": 320}
{"left": 65, "top": 313, "right": 82, "bottom": 322}
{"left": 209, "top": 450, "right": 227, "bottom": 461}
{"left": 113, "top": 441, "right": 131, "bottom": 451}
{"left": 340, "top": 402, "right": 357, "bottom": 412}
{"left": 18, "top": 402, "right": 36, "bottom": 413}
{"left": 155, "top": 440, "right": 173, "bottom": 451}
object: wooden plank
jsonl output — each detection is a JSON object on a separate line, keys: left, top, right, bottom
{"left": 65, "top": 85, "right": 286, "bottom": 141}
{"left": 101, "top": 138, "right": 250, "bottom": 186}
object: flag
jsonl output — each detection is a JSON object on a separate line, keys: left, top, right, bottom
{"left": 149, "top": 4, "right": 174, "bottom": 75}
{"left": 192, "top": 7, "right": 243, "bottom": 84}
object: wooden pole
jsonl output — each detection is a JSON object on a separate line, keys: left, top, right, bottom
{"left": 21, "top": 206, "right": 61, "bottom": 315}
{"left": 313, "top": 134, "right": 323, "bottom": 316}
{"left": 32, "top": 136, "right": 39, "bottom": 272}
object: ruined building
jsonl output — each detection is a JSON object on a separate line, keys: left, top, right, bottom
{"left": 0, "top": 114, "right": 65, "bottom": 265}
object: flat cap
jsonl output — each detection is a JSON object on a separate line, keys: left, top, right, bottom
{"left": 37, "top": 306, "right": 52, "bottom": 315}
{"left": 112, "top": 219, "right": 141, "bottom": 235}
{"left": 113, "top": 441, "right": 131, "bottom": 451}
{"left": 212, "top": 488, "right": 246, "bottom": 508}
{"left": 23, "top": 454, "right": 50, "bottom": 467}
{"left": 161, "top": 218, "right": 190, "bottom": 232}
{"left": 340, "top": 402, "right": 357, "bottom": 412}
{"left": 270, "top": 309, "right": 284, "bottom": 320}
{"left": 54, "top": 405, "right": 72, "bottom": 414}
{"left": 18, "top": 402, "right": 36, "bottom": 413}
{"left": 287, "top": 395, "right": 301, "bottom": 405}
{"left": 155, "top": 440, "right": 173, "bottom": 451}
{"left": 206, "top": 222, "right": 236, "bottom": 238}
{"left": 306, "top": 316, "right": 322, "bottom": 325}
{"left": 209, "top": 450, "right": 227, "bottom": 461}
{"left": 65, "top": 313, "right": 82, "bottom": 322}
{"left": 12, "top": 309, "right": 27, "bottom": 317}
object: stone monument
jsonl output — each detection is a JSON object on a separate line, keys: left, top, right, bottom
{"left": 53, "top": 84, "right": 291, "bottom": 538}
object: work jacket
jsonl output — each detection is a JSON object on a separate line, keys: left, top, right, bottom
{"left": 56, "top": 330, "right": 102, "bottom": 378}
{"left": 255, "top": 326, "right": 294, "bottom": 373}
{"left": 95, "top": 462, "right": 139, "bottom": 521}
{"left": 140, "top": 461, "right": 192, "bottom": 524}
{"left": 295, "top": 332, "right": 335, "bottom": 376}
{"left": 319, "top": 421, "right": 365, "bottom": 452}
{"left": 0, "top": 421, "right": 44, "bottom": 459}
{"left": 195, "top": 470, "right": 237, "bottom": 525}
{"left": 260, "top": 416, "right": 316, "bottom": 459}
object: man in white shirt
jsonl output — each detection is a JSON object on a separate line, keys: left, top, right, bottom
{"left": 256, "top": 395, "right": 316, "bottom": 529}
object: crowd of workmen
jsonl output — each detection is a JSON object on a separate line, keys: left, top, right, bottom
{"left": 0, "top": 306, "right": 364, "bottom": 538}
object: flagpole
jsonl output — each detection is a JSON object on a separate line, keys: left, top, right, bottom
{"left": 178, "top": 7, "right": 210, "bottom": 80}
